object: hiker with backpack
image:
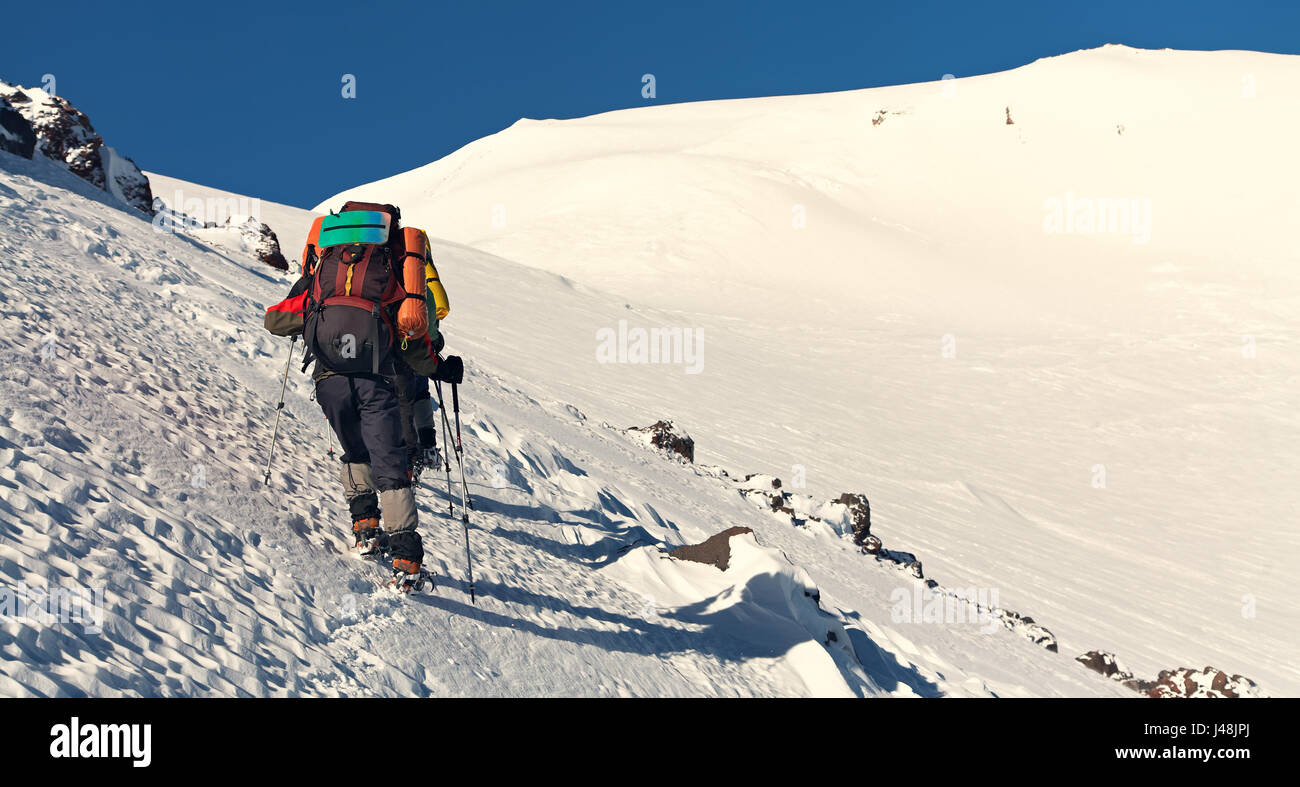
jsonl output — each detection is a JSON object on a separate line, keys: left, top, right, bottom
{"left": 264, "top": 202, "right": 462, "bottom": 591}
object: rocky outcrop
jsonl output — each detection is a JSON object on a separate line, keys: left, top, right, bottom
{"left": 0, "top": 81, "right": 153, "bottom": 215}
{"left": 232, "top": 215, "right": 288, "bottom": 270}
{"left": 992, "top": 609, "right": 1057, "bottom": 652}
{"left": 1076, "top": 650, "right": 1133, "bottom": 681}
{"left": 152, "top": 197, "right": 289, "bottom": 272}
{"left": 0, "top": 82, "right": 101, "bottom": 184}
{"left": 0, "top": 94, "right": 36, "bottom": 158}
{"left": 668, "top": 526, "right": 753, "bottom": 571}
{"left": 646, "top": 430, "right": 1255, "bottom": 693}
{"left": 625, "top": 420, "right": 694, "bottom": 462}
{"left": 1076, "top": 651, "right": 1264, "bottom": 697}
{"left": 836, "top": 492, "right": 872, "bottom": 546}
{"left": 1136, "top": 667, "right": 1264, "bottom": 698}
{"left": 741, "top": 473, "right": 781, "bottom": 490}
{"left": 723, "top": 469, "right": 1068, "bottom": 652}
{"left": 100, "top": 145, "right": 153, "bottom": 216}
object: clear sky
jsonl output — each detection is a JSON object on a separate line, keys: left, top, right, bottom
{"left": 4, "top": 0, "right": 1297, "bottom": 207}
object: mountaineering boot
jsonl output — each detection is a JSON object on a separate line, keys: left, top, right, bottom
{"left": 391, "top": 557, "right": 426, "bottom": 593}
{"left": 352, "top": 517, "right": 387, "bottom": 556}
{"left": 341, "top": 463, "right": 389, "bottom": 555}
{"left": 390, "top": 555, "right": 434, "bottom": 594}
{"left": 409, "top": 388, "right": 440, "bottom": 482}
{"left": 383, "top": 488, "right": 428, "bottom": 592}
{"left": 411, "top": 426, "right": 441, "bottom": 482}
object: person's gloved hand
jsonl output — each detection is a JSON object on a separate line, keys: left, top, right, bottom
{"left": 434, "top": 355, "right": 464, "bottom": 384}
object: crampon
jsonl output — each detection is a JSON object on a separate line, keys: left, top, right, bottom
{"left": 410, "top": 446, "right": 442, "bottom": 484}
{"left": 390, "top": 558, "right": 435, "bottom": 594}
{"left": 352, "top": 517, "right": 387, "bottom": 557}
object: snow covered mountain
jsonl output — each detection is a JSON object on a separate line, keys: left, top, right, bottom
{"left": 1, "top": 142, "right": 1139, "bottom": 697}
{"left": 0, "top": 81, "right": 153, "bottom": 215}
{"left": 0, "top": 45, "right": 1291, "bottom": 697}
{"left": 320, "top": 45, "right": 1300, "bottom": 695}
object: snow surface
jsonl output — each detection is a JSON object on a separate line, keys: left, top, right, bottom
{"left": 0, "top": 44, "right": 1292, "bottom": 696}
{"left": 319, "top": 45, "right": 1300, "bottom": 695}
{"left": 0, "top": 146, "right": 1131, "bottom": 697}
{"left": 146, "top": 171, "right": 310, "bottom": 267}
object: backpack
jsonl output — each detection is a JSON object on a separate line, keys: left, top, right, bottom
{"left": 303, "top": 201, "right": 408, "bottom": 375}
{"left": 301, "top": 215, "right": 325, "bottom": 276}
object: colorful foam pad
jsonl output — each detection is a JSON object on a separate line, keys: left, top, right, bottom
{"left": 318, "top": 211, "right": 391, "bottom": 248}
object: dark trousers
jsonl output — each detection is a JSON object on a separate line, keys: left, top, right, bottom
{"left": 392, "top": 369, "right": 419, "bottom": 460}
{"left": 316, "top": 374, "right": 411, "bottom": 491}
{"left": 393, "top": 367, "right": 436, "bottom": 448}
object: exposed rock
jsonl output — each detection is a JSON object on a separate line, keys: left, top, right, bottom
{"left": 100, "top": 145, "right": 153, "bottom": 216}
{"left": 836, "top": 492, "right": 871, "bottom": 545}
{"left": 1076, "top": 650, "right": 1134, "bottom": 681}
{"left": 0, "top": 82, "right": 102, "bottom": 185}
{"left": 625, "top": 420, "right": 694, "bottom": 462}
{"left": 875, "top": 545, "right": 918, "bottom": 570}
{"left": 153, "top": 197, "right": 289, "bottom": 271}
{"left": 0, "top": 81, "right": 153, "bottom": 214}
{"left": 1076, "top": 657, "right": 1270, "bottom": 697}
{"left": 717, "top": 461, "right": 1076, "bottom": 660}
{"left": 231, "top": 215, "right": 288, "bottom": 270}
{"left": 0, "top": 95, "right": 36, "bottom": 158}
{"left": 747, "top": 491, "right": 795, "bottom": 516}
{"left": 994, "top": 609, "right": 1058, "bottom": 652}
{"left": 106, "top": 162, "right": 153, "bottom": 214}
{"left": 668, "top": 526, "right": 753, "bottom": 571}
{"left": 696, "top": 464, "right": 730, "bottom": 480}
{"left": 722, "top": 463, "right": 1066, "bottom": 656}
{"left": 1139, "top": 666, "right": 1265, "bottom": 698}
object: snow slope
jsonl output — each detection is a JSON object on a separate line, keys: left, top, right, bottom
{"left": 320, "top": 45, "right": 1300, "bottom": 695}
{"left": 146, "top": 171, "right": 315, "bottom": 262}
{"left": 0, "top": 148, "right": 1131, "bottom": 697}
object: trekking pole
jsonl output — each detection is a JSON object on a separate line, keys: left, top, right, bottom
{"left": 437, "top": 379, "right": 475, "bottom": 604}
{"left": 451, "top": 383, "right": 464, "bottom": 451}
{"left": 437, "top": 389, "right": 455, "bottom": 517}
{"left": 262, "top": 334, "right": 299, "bottom": 485}
{"left": 450, "top": 383, "right": 472, "bottom": 508}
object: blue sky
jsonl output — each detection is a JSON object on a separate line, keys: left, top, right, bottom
{"left": 4, "top": 0, "right": 1297, "bottom": 207}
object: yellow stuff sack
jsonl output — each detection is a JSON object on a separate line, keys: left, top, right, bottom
{"left": 420, "top": 229, "right": 450, "bottom": 321}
